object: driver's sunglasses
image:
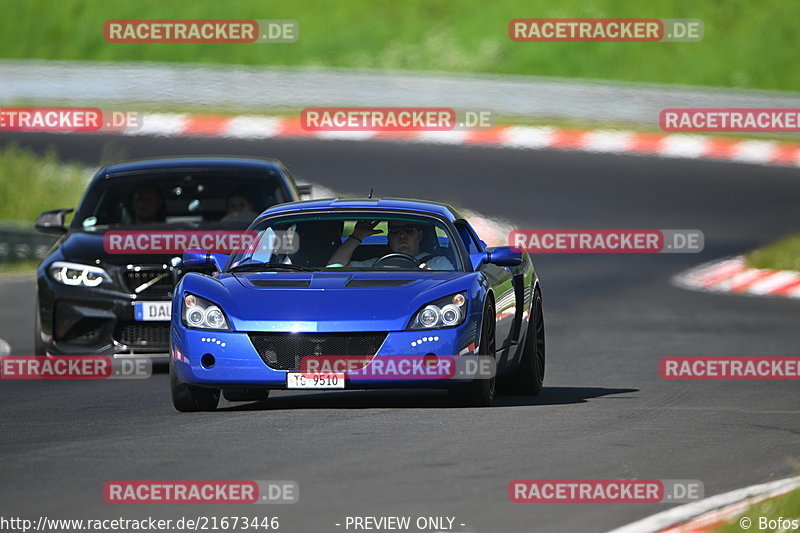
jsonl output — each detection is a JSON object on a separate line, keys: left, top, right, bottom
{"left": 387, "top": 224, "right": 419, "bottom": 236}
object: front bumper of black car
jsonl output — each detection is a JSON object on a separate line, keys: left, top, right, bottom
{"left": 36, "top": 264, "right": 175, "bottom": 360}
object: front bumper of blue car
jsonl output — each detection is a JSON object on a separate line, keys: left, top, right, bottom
{"left": 170, "top": 320, "right": 481, "bottom": 389}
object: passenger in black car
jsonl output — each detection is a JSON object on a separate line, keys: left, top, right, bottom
{"left": 132, "top": 184, "right": 165, "bottom": 224}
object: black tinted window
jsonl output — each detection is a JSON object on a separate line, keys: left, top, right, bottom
{"left": 72, "top": 170, "right": 289, "bottom": 229}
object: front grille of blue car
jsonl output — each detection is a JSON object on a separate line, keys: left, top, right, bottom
{"left": 248, "top": 332, "right": 388, "bottom": 371}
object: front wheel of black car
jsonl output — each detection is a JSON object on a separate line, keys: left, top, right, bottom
{"left": 222, "top": 388, "right": 271, "bottom": 402}
{"left": 449, "top": 303, "right": 496, "bottom": 407}
{"left": 170, "top": 360, "right": 220, "bottom": 412}
{"left": 500, "top": 289, "right": 545, "bottom": 396}
{"left": 33, "top": 303, "right": 47, "bottom": 356}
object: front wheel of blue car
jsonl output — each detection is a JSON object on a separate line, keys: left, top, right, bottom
{"left": 170, "top": 359, "right": 220, "bottom": 412}
{"left": 448, "top": 303, "right": 496, "bottom": 407}
{"left": 500, "top": 288, "right": 545, "bottom": 396}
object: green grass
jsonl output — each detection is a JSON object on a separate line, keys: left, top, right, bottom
{"left": 0, "top": 260, "right": 40, "bottom": 276}
{"left": 746, "top": 234, "right": 800, "bottom": 272}
{"left": 0, "top": 144, "right": 90, "bottom": 224}
{"left": 717, "top": 486, "right": 800, "bottom": 533}
{"left": 1, "top": 0, "right": 799, "bottom": 91}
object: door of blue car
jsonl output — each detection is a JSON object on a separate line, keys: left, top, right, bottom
{"left": 455, "top": 221, "right": 517, "bottom": 351}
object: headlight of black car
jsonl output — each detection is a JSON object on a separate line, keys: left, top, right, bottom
{"left": 182, "top": 293, "right": 230, "bottom": 331}
{"left": 410, "top": 292, "right": 467, "bottom": 330}
{"left": 49, "top": 261, "right": 111, "bottom": 287}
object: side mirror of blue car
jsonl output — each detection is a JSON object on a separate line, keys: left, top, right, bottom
{"left": 486, "top": 246, "right": 523, "bottom": 266}
{"left": 470, "top": 247, "right": 523, "bottom": 270}
{"left": 181, "top": 251, "right": 228, "bottom": 272}
{"left": 470, "top": 252, "right": 488, "bottom": 270}
{"left": 182, "top": 251, "right": 210, "bottom": 268}
{"left": 209, "top": 253, "right": 229, "bottom": 272}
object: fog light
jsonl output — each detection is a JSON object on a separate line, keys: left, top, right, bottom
{"left": 201, "top": 354, "right": 215, "bottom": 368}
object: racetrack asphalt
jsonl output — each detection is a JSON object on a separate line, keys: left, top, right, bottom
{"left": 1, "top": 132, "right": 799, "bottom": 532}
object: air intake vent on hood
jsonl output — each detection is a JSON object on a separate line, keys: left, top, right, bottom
{"left": 346, "top": 279, "right": 413, "bottom": 287}
{"left": 249, "top": 279, "right": 311, "bottom": 287}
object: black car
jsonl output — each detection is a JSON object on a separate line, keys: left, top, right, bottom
{"left": 34, "top": 156, "right": 308, "bottom": 360}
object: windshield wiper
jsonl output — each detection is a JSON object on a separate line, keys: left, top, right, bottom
{"left": 229, "top": 261, "right": 317, "bottom": 273}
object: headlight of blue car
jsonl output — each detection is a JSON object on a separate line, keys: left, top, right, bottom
{"left": 182, "top": 293, "right": 230, "bottom": 331}
{"left": 49, "top": 261, "right": 111, "bottom": 287}
{"left": 410, "top": 292, "right": 467, "bottom": 330}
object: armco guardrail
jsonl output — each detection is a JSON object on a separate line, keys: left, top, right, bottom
{"left": 0, "top": 222, "right": 56, "bottom": 265}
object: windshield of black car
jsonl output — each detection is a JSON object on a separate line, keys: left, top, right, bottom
{"left": 227, "top": 212, "right": 464, "bottom": 272}
{"left": 71, "top": 170, "right": 290, "bottom": 230}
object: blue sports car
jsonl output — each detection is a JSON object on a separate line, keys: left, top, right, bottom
{"left": 169, "top": 198, "right": 544, "bottom": 410}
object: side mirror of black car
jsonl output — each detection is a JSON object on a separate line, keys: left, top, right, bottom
{"left": 296, "top": 184, "right": 313, "bottom": 198}
{"left": 35, "top": 208, "right": 73, "bottom": 234}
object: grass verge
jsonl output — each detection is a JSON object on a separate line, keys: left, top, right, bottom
{"left": 0, "top": 260, "right": 40, "bottom": 276}
{"left": 717, "top": 485, "right": 800, "bottom": 533}
{"left": 746, "top": 234, "right": 800, "bottom": 272}
{"left": 0, "top": 143, "right": 90, "bottom": 224}
{"left": 1, "top": 0, "right": 799, "bottom": 91}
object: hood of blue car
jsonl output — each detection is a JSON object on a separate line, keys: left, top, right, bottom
{"left": 191, "top": 271, "right": 476, "bottom": 332}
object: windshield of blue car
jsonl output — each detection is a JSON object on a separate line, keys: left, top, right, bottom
{"left": 70, "top": 170, "right": 290, "bottom": 230}
{"left": 228, "top": 212, "right": 464, "bottom": 272}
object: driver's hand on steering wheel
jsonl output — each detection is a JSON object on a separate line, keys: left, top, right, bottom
{"left": 352, "top": 220, "right": 382, "bottom": 241}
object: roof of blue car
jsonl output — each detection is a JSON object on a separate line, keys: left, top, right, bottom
{"left": 259, "top": 198, "right": 463, "bottom": 221}
{"left": 95, "top": 157, "right": 284, "bottom": 178}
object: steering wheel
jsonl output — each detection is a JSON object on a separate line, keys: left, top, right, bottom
{"left": 372, "top": 253, "right": 420, "bottom": 269}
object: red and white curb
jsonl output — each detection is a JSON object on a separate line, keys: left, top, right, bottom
{"left": 111, "top": 114, "right": 800, "bottom": 168}
{"left": 607, "top": 475, "right": 800, "bottom": 533}
{"left": 673, "top": 256, "right": 800, "bottom": 299}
